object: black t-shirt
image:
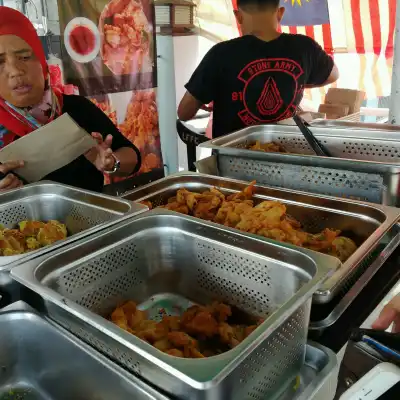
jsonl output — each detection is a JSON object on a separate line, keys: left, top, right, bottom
{"left": 44, "top": 94, "right": 141, "bottom": 192}
{"left": 185, "top": 34, "right": 334, "bottom": 138}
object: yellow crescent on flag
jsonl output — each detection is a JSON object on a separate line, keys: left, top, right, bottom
{"left": 285, "top": 0, "right": 310, "bottom": 6}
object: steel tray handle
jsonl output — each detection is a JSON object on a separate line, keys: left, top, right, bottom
{"left": 318, "top": 209, "right": 400, "bottom": 294}
{"left": 310, "top": 225, "right": 400, "bottom": 331}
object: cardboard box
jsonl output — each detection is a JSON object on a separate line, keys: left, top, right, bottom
{"left": 324, "top": 88, "right": 365, "bottom": 115}
{"left": 318, "top": 103, "right": 350, "bottom": 119}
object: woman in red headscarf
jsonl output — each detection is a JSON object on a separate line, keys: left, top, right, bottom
{"left": 0, "top": 7, "right": 141, "bottom": 192}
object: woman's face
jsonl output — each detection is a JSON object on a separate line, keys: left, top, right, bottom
{"left": 0, "top": 35, "right": 45, "bottom": 108}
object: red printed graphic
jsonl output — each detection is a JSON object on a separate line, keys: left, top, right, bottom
{"left": 235, "top": 58, "right": 304, "bottom": 125}
{"left": 256, "top": 77, "right": 283, "bottom": 116}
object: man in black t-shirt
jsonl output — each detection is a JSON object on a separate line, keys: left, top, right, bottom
{"left": 178, "top": 0, "right": 339, "bottom": 138}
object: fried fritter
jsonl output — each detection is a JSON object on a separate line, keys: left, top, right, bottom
{"left": 247, "top": 141, "right": 289, "bottom": 153}
{"left": 110, "top": 301, "right": 255, "bottom": 359}
{"left": 156, "top": 181, "right": 356, "bottom": 262}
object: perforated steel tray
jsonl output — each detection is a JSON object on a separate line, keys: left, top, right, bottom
{"left": 0, "top": 301, "right": 168, "bottom": 400}
{"left": 0, "top": 181, "right": 147, "bottom": 268}
{"left": 11, "top": 210, "right": 329, "bottom": 400}
{"left": 122, "top": 173, "right": 400, "bottom": 303}
{"left": 200, "top": 124, "right": 400, "bottom": 205}
{"left": 310, "top": 119, "right": 393, "bottom": 130}
{"left": 279, "top": 342, "right": 337, "bottom": 400}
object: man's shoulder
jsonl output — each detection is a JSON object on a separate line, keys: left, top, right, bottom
{"left": 282, "top": 33, "right": 320, "bottom": 48}
{"left": 208, "top": 36, "right": 252, "bottom": 53}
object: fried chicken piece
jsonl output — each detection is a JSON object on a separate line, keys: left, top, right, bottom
{"left": 256, "top": 228, "right": 287, "bottom": 242}
{"left": 236, "top": 201, "right": 286, "bottom": 233}
{"left": 218, "top": 323, "right": 249, "bottom": 348}
{"left": 283, "top": 214, "right": 302, "bottom": 229}
{"left": 26, "top": 237, "right": 41, "bottom": 250}
{"left": 330, "top": 236, "right": 358, "bottom": 262}
{"left": 19, "top": 220, "right": 45, "bottom": 236}
{"left": 3, "top": 229, "right": 26, "bottom": 245}
{"left": 111, "top": 307, "right": 130, "bottom": 331}
{"left": 182, "top": 307, "right": 219, "bottom": 338}
{"left": 305, "top": 228, "right": 341, "bottom": 252}
{"left": 0, "top": 230, "right": 26, "bottom": 255}
{"left": 37, "top": 221, "right": 67, "bottom": 246}
{"left": 138, "top": 322, "right": 169, "bottom": 343}
{"left": 184, "top": 345, "right": 205, "bottom": 359}
{"left": 122, "top": 300, "right": 137, "bottom": 314}
{"left": 154, "top": 338, "right": 173, "bottom": 352}
{"left": 214, "top": 200, "right": 254, "bottom": 228}
{"left": 165, "top": 349, "right": 184, "bottom": 357}
{"left": 248, "top": 141, "right": 288, "bottom": 153}
{"left": 192, "top": 192, "right": 225, "bottom": 221}
{"left": 176, "top": 188, "right": 200, "bottom": 211}
{"left": 227, "top": 181, "right": 256, "bottom": 201}
{"left": 206, "top": 302, "right": 232, "bottom": 323}
{"left": 161, "top": 315, "right": 181, "bottom": 331}
{"left": 129, "top": 309, "right": 148, "bottom": 329}
{"left": 167, "top": 331, "right": 198, "bottom": 348}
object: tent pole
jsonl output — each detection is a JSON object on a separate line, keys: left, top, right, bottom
{"left": 389, "top": 0, "right": 400, "bottom": 124}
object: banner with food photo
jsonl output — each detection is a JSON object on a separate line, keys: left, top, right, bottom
{"left": 56, "top": 0, "right": 162, "bottom": 184}
{"left": 89, "top": 88, "right": 162, "bottom": 184}
{"left": 57, "top": 0, "right": 156, "bottom": 96}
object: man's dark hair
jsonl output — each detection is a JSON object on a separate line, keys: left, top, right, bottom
{"left": 237, "top": 0, "right": 280, "bottom": 10}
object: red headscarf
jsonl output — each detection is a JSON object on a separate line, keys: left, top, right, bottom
{"left": 0, "top": 6, "right": 63, "bottom": 142}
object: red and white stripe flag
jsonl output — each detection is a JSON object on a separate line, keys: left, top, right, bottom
{"left": 280, "top": 0, "right": 397, "bottom": 104}
{"left": 339, "top": 0, "right": 396, "bottom": 100}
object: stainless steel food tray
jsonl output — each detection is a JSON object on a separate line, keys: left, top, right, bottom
{"left": 122, "top": 172, "right": 400, "bottom": 303}
{"left": 0, "top": 301, "right": 167, "bottom": 400}
{"left": 310, "top": 119, "right": 396, "bottom": 131}
{"left": 0, "top": 181, "right": 147, "bottom": 268}
{"left": 200, "top": 124, "right": 400, "bottom": 205}
{"left": 279, "top": 342, "right": 337, "bottom": 400}
{"left": 310, "top": 223, "right": 400, "bottom": 333}
{"left": 11, "top": 210, "right": 329, "bottom": 400}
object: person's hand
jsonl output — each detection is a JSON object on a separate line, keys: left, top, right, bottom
{"left": 372, "top": 293, "right": 400, "bottom": 333}
{"left": 85, "top": 133, "right": 115, "bottom": 173}
{"left": 0, "top": 161, "right": 24, "bottom": 191}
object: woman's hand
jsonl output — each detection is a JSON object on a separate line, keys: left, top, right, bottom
{"left": 0, "top": 161, "right": 24, "bottom": 191}
{"left": 372, "top": 293, "right": 400, "bottom": 333}
{"left": 85, "top": 133, "right": 116, "bottom": 173}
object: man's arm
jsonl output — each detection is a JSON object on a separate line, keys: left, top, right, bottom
{"left": 178, "top": 92, "right": 203, "bottom": 121}
{"left": 305, "top": 64, "right": 339, "bottom": 88}
{"left": 177, "top": 46, "right": 219, "bottom": 121}
{"left": 304, "top": 37, "right": 339, "bottom": 88}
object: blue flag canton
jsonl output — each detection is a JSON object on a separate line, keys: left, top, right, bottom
{"left": 281, "top": 0, "right": 330, "bottom": 27}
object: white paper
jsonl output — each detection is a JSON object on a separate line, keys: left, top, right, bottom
{"left": 0, "top": 113, "right": 97, "bottom": 182}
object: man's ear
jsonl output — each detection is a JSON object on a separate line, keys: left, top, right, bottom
{"left": 277, "top": 6, "right": 285, "bottom": 23}
{"left": 234, "top": 9, "right": 243, "bottom": 25}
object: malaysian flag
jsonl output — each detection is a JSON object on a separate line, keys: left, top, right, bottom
{"left": 279, "top": 0, "right": 333, "bottom": 54}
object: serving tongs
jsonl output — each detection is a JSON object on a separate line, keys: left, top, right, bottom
{"left": 293, "top": 113, "right": 333, "bottom": 157}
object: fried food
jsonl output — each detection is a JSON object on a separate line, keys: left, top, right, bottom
{"left": 118, "top": 90, "right": 162, "bottom": 176}
{"left": 0, "top": 220, "right": 67, "bottom": 256}
{"left": 100, "top": 0, "right": 152, "bottom": 75}
{"left": 247, "top": 141, "right": 289, "bottom": 153}
{"left": 110, "top": 301, "right": 258, "bottom": 359}
{"left": 148, "top": 182, "right": 358, "bottom": 262}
